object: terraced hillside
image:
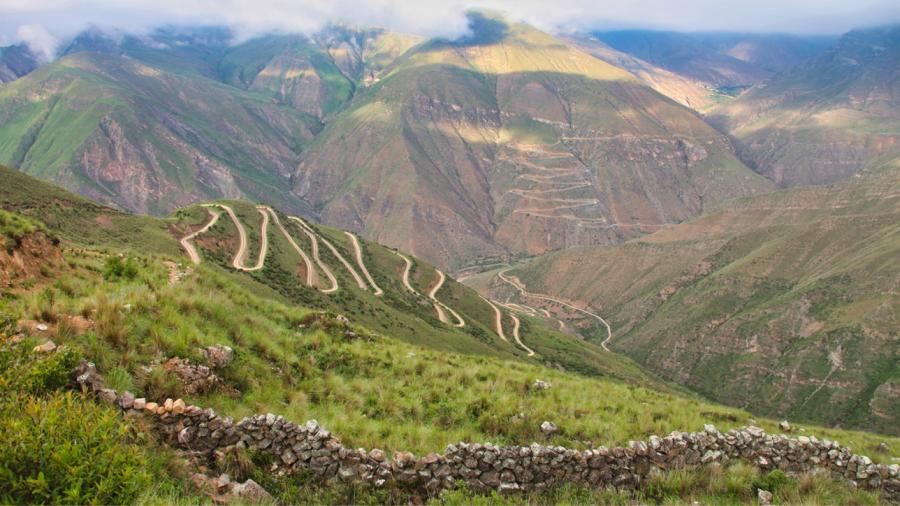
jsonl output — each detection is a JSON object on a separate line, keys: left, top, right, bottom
{"left": 710, "top": 25, "right": 900, "bottom": 187}
{"left": 472, "top": 163, "right": 900, "bottom": 434}
{"left": 294, "top": 13, "right": 773, "bottom": 270}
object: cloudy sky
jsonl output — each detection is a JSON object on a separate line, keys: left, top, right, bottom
{"left": 2, "top": 0, "right": 899, "bottom": 58}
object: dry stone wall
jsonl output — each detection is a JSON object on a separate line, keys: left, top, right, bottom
{"left": 72, "top": 360, "right": 900, "bottom": 499}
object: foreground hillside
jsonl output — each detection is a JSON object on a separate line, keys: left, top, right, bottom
{"left": 1, "top": 201, "right": 898, "bottom": 504}
{"left": 475, "top": 163, "right": 900, "bottom": 434}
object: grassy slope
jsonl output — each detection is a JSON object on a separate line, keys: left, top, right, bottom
{"left": 488, "top": 165, "right": 900, "bottom": 434}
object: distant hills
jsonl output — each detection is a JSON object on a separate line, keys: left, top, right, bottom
{"left": 710, "top": 25, "right": 900, "bottom": 186}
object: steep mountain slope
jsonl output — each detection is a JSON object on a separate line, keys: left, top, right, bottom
{"left": 561, "top": 34, "right": 721, "bottom": 111}
{"left": 710, "top": 25, "right": 900, "bottom": 187}
{"left": 293, "top": 14, "right": 774, "bottom": 271}
{"left": 478, "top": 163, "right": 900, "bottom": 434}
{"left": 594, "top": 30, "right": 835, "bottom": 89}
{"left": 0, "top": 43, "right": 39, "bottom": 83}
{"left": 0, "top": 50, "right": 320, "bottom": 215}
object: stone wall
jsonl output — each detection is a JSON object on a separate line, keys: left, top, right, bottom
{"left": 73, "top": 361, "right": 900, "bottom": 499}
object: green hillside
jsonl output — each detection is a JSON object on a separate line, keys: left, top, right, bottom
{"left": 2, "top": 190, "right": 897, "bottom": 504}
{"left": 479, "top": 163, "right": 900, "bottom": 434}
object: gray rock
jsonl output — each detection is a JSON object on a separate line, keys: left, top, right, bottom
{"left": 540, "top": 421, "right": 559, "bottom": 435}
{"left": 758, "top": 488, "right": 773, "bottom": 505}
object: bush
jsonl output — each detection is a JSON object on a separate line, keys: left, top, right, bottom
{"left": 0, "top": 391, "right": 162, "bottom": 504}
{"left": 0, "top": 344, "right": 78, "bottom": 397}
{"left": 753, "top": 469, "right": 794, "bottom": 493}
{"left": 103, "top": 256, "right": 139, "bottom": 281}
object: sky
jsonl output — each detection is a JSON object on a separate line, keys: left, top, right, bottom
{"left": 2, "top": 0, "right": 899, "bottom": 59}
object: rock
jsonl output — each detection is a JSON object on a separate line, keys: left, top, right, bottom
{"left": 758, "top": 488, "right": 773, "bottom": 505}
{"left": 540, "top": 421, "right": 559, "bottom": 435}
{"left": 119, "top": 391, "right": 135, "bottom": 410}
{"left": 877, "top": 442, "right": 890, "bottom": 453}
{"left": 145, "top": 402, "right": 159, "bottom": 413}
{"left": 97, "top": 388, "right": 117, "bottom": 404}
{"left": 532, "top": 379, "right": 552, "bottom": 390}
{"left": 335, "top": 314, "right": 350, "bottom": 326}
{"left": 203, "top": 345, "right": 234, "bottom": 369}
{"left": 36, "top": 323, "right": 49, "bottom": 332}
{"left": 164, "top": 398, "right": 174, "bottom": 411}
{"left": 32, "top": 340, "right": 56, "bottom": 353}
{"left": 216, "top": 473, "right": 231, "bottom": 492}
{"left": 779, "top": 420, "right": 792, "bottom": 432}
{"left": 369, "top": 449, "right": 386, "bottom": 462}
{"left": 132, "top": 398, "right": 146, "bottom": 410}
{"left": 172, "top": 398, "right": 186, "bottom": 414}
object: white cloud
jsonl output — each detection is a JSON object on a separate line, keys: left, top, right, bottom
{"left": 0, "top": 0, "right": 898, "bottom": 52}
{"left": 15, "top": 24, "right": 58, "bottom": 60}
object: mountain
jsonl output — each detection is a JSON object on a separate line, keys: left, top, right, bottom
{"left": 710, "top": 25, "right": 900, "bottom": 187}
{"left": 594, "top": 30, "right": 836, "bottom": 90}
{"left": 0, "top": 43, "right": 39, "bottom": 83}
{"left": 475, "top": 162, "right": 900, "bottom": 434}
{"left": 561, "top": 34, "right": 722, "bottom": 111}
{"left": 3, "top": 160, "right": 898, "bottom": 506}
{"left": 292, "top": 13, "right": 774, "bottom": 271}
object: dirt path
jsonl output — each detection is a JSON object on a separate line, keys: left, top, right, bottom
{"left": 212, "top": 204, "right": 268, "bottom": 272}
{"left": 427, "top": 269, "right": 465, "bottom": 327}
{"left": 287, "top": 217, "right": 338, "bottom": 293}
{"left": 498, "top": 268, "right": 613, "bottom": 352}
{"left": 394, "top": 251, "right": 418, "bottom": 294}
{"left": 509, "top": 313, "right": 535, "bottom": 356}
{"left": 344, "top": 232, "right": 384, "bottom": 296}
{"left": 290, "top": 218, "right": 367, "bottom": 290}
{"left": 179, "top": 207, "right": 221, "bottom": 264}
{"left": 479, "top": 296, "right": 507, "bottom": 342}
{"left": 262, "top": 208, "right": 317, "bottom": 287}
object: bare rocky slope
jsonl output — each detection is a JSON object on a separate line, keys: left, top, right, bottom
{"left": 480, "top": 163, "right": 900, "bottom": 434}
{"left": 293, "top": 14, "right": 773, "bottom": 271}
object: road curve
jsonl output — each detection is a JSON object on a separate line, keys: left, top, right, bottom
{"left": 211, "top": 204, "right": 269, "bottom": 271}
{"left": 498, "top": 268, "right": 613, "bottom": 352}
{"left": 263, "top": 208, "right": 316, "bottom": 287}
{"left": 292, "top": 218, "right": 367, "bottom": 290}
{"left": 180, "top": 207, "right": 221, "bottom": 264}
{"left": 344, "top": 232, "right": 384, "bottom": 296}
{"left": 479, "top": 295, "right": 507, "bottom": 342}
{"left": 394, "top": 251, "right": 418, "bottom": 294}
{"left": 427, "top": 269, "right": 465, "bottom": 327}
{"left": 287, "top": 217, "right": 338, "bottom": 293}
{"left": 509, "top": 313, "right": 535, "bottom": 356}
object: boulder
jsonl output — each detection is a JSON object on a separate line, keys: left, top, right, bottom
{"left": 779, "top": 420, "right": 792, "bottom": 432}
{"left": 203, "top": 345, "right": 234, "bottom": 369}
{"left": 532, "top": 380, "right": 552, "bottom": 390}
{"left": 540, "top": 421, "right": 559, "bottom": 435}
{"left": 32, "top": 340, "right": 56, "bottom": 353}
{"left": 758, "top": 488, "right": 773, "bottom": 505}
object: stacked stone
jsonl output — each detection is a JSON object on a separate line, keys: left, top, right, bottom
{"left": 72, "top": 361, "right": 900, "bottom": 499}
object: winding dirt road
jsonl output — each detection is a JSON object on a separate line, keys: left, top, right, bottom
{"left": 290, "top": 218, "right": 367, "bottom": 290}
{"left": 498, "top": 269, "right": 613, "bottom": 352}
{"left": 211, "top": 204, "right": 269, "bottom": 272}
{"left": 179, "top": 207, "right": 221, "bottom": 264}
{"left": 479, "top": 295, "right": 507, "bottom": 342}
{"left": 394, "top": 251, "right": 418, "bottom": 294}
{"left": 263, "top": 207, "right": 316, "bottom": 287}
{"left": 427, "top": 269, "right": 465, "bottom": 327}
{"left": 344, "top": 232, "right": 384, "bottom": 296}
{"left": 509, "top": 313, "right": 535, "bottom": 356}
{"left": 286, "top": 217, "right": 338, "bottom": 293}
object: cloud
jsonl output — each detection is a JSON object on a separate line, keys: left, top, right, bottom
{"left": 1, "top": 0, "right": 898, "bottom": 52}
{"left": 15, "top": 24, "right": 58, "bottom": 60}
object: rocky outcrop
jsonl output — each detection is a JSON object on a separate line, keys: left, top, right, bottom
{"left": 73, "top": 360, "right": 900, "bottom": 499}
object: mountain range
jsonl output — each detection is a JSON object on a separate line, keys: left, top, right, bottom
{"left": 1, "top": 10, "right": 898, "bottom": 454}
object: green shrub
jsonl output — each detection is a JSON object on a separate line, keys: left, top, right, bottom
{"left": 0, "top": 391, "right": 165, "bottom": 504}
{"left": 753, "top": 469, "right": 793, "bottom": 493}
{"left": 103, "top": 256, "right": 139, "bottom": 281}
{"left": 0, "top": 343, "right": 78, "bottom": 397}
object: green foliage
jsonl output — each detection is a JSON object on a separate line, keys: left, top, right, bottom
{"left": 0, "top": 342, "right": 78, "bottom": 396}
{"left": 0, "top": 208, "right": 47, "bottom": 252}
{"left": 103, "top": 256, "right": 139, "bottom": 281}
{"left": 753, "top": 469, "right": 793, "bottom": 494}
